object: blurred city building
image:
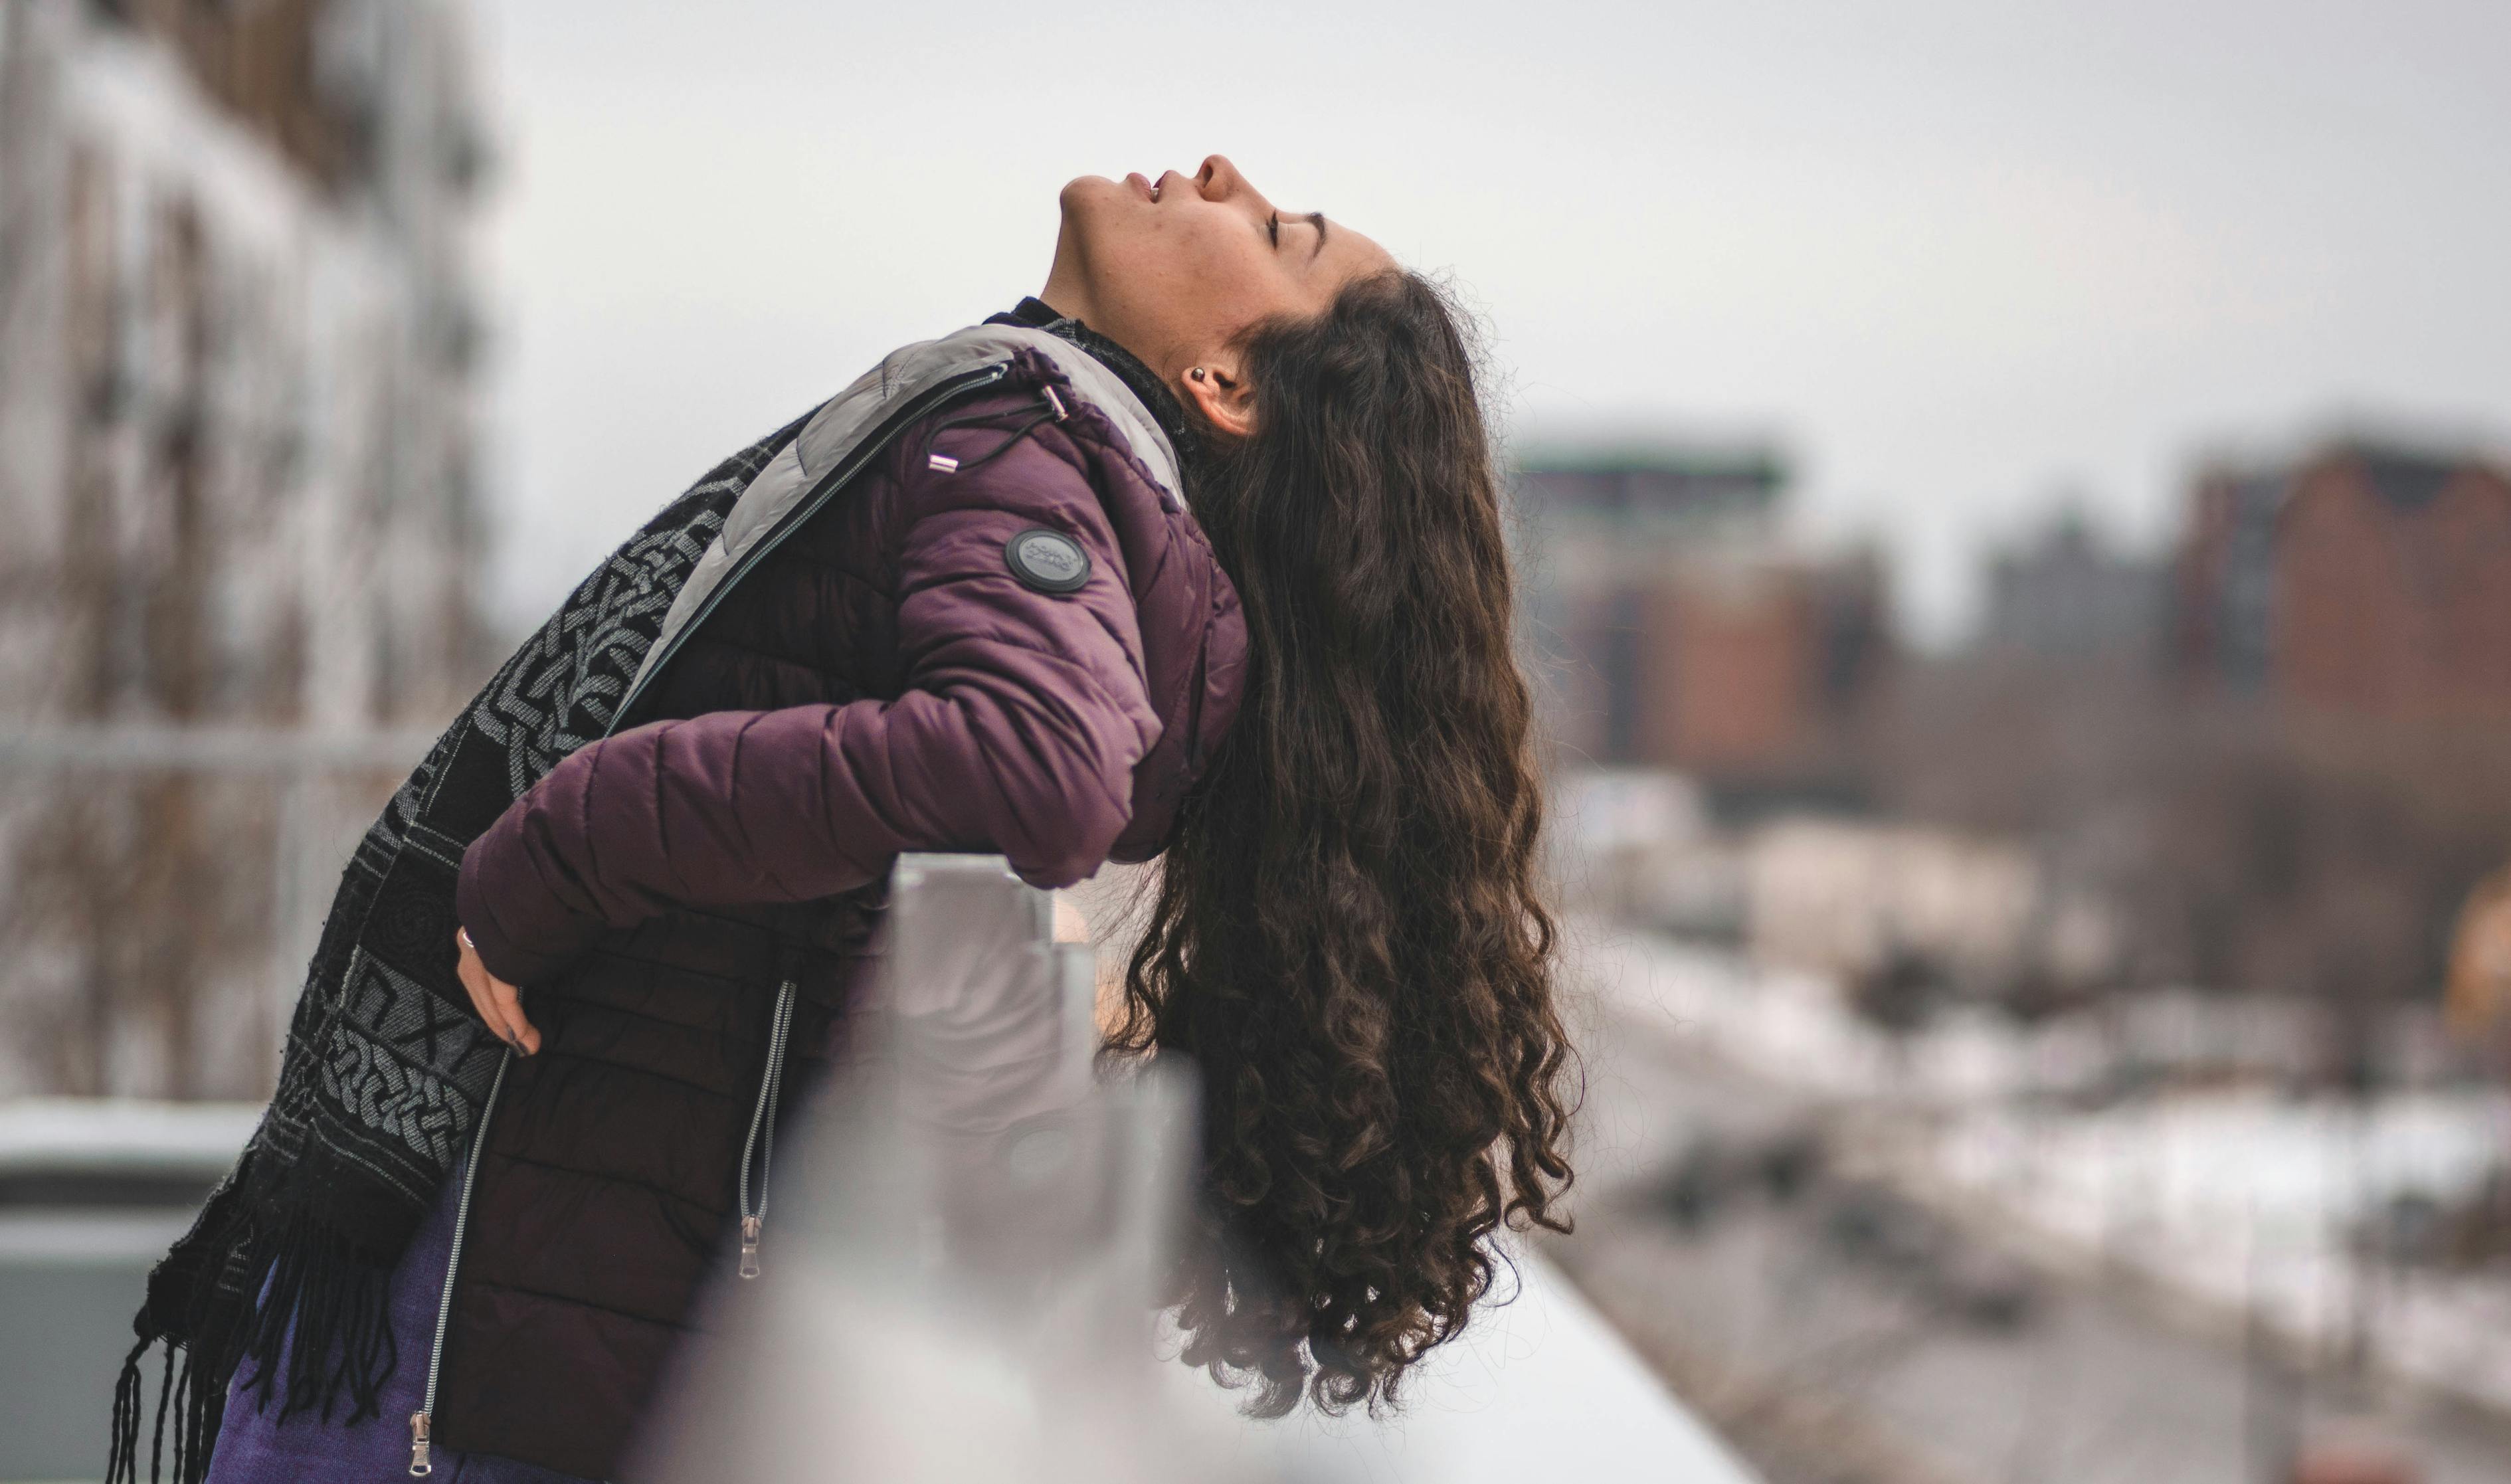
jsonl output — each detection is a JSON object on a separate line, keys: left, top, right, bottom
{"left": 1980, "top": 507, "right": 2167, "bottom": 668}
{"left": 0, "top": 0, "right": 490, "bottom": 1097}
{"left": 2177, "top": 439, "right": 2511, "bottom": 717}
{"left": 1515, "top": 447, "right": 1888, "bottom": 808}
{"left": 1743, "top": 815, "right": 2123, "bottom": 1009}
{"left": 1543, "top": 432, "right": 2511, "bottom": 1483}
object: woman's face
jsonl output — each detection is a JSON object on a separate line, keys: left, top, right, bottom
{"left": 1043, "top": 155, "right": 1392, "bottom": 429}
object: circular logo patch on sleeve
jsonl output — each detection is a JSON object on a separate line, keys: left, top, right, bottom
{"left": 1004, "top": 528, "right": 1092, "bottom": 595}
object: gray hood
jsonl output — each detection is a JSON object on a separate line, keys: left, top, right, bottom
{"left": 625, "top": 324, "right": 1182, "bottom": 704}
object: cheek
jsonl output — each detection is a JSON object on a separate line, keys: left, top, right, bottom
{"left": 1171, "top": 223, "right": 1301, "bottom": 323}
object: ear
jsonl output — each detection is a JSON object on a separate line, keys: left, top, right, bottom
{"left": 1181, "top": 359, "right": 1257, "bottom": 442}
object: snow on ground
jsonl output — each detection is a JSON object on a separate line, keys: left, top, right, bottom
{"left": 1932, "top": 1091, "right": 2511, "bottom": 1412}
{"left": 1574, "top": 922, "right": 2511, "bottom": 1418}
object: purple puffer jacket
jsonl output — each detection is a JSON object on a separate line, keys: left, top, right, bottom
{"left": 437, "top": 341, "right": 1244, "bottom": 1478}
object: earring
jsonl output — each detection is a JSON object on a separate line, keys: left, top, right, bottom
{"left": 1189, "top": 367, "right": 1207, "bottom": 382}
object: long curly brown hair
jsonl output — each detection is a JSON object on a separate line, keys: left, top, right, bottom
{"left": 1111, "top": 270, "right": 1578, "bottom": 1415}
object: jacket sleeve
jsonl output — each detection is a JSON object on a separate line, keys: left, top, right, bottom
{"left": 454, "top": 418, "right": 1162, "bottom": 986}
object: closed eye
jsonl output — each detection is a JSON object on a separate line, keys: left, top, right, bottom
{"left": 1267, "top": 211, "right": 1280, "bottom": 248}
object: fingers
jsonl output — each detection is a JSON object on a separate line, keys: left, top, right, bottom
{"left": 488, "top": 975, "right": 542, "bottom": 1056}
{"left": 454, "top": 928, "right": 541, "bottom": 1056}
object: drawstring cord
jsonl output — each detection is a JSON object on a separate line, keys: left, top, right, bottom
{"left": 923, "top": 386, "right": 1068, "bottom": 476}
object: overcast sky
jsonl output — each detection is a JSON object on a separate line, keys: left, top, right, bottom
{"left": 474, "top": 0, "right": 2510, "bottom": 646}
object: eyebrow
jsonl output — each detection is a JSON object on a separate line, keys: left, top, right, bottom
{"left": 1308, "top": 212, "right": 1329, "bottom": 260}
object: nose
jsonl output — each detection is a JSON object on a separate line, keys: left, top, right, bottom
{"left": 1196, "top": 154, "right": 1256, "bottom": 204}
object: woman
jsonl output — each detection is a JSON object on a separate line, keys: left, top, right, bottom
{"left": 112, "top": 155, "right": 1576, "bottom": 1483}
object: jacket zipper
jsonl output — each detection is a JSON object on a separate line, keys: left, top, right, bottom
{"left": 409, "top": 364, "right": 1006, "bottom": 1469}
{"left": 407, "top": 974, "right": 795, "bottom": 1472}
{"left": 411, "top": 1046, "right": 512, "bottom": 1476}
{"left": 736, "top": 978, "right": 800, "bottom": 1279}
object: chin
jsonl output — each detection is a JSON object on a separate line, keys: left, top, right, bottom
{"left": 1054, "top": 176, "right": 1135, "bottom": 270}
{"left": 1058, "top": 174, "right": 1122, "bottom": 215}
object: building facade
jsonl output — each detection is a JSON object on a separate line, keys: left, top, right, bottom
{"left": 1981, "top": 511, "right": 2166, "bottom": 668}
{"left": 2176, "top": 440, "right": 2511, "bottom": 718}
{"left": 0, "top": 0, "right": 490, "bottom": 1096}
{"left": 1515, "top": 449, "right": 1887, "bottom": 798}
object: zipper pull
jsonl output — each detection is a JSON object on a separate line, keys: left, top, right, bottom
{"left": 739, "top": 1214, "right": 764, "bottom": 1279}
{"left": 409, "top": 1412, "right": 433, "bottom": 1475}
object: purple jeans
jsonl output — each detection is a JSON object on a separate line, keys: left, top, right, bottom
{"left": 203, "top": 1172, "right": 597, "bottom": 1484}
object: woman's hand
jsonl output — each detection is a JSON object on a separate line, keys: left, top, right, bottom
{"left": 454, "top": 927, "right": 541, "bottom": 1056}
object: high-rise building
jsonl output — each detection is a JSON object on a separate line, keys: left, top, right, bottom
{"left": 2176, "top": 439, "right": 2511, "bottom": 718}
{"left": 0, "top": 0, "right": 491, "bottom": 1095}
{"left": 1514, "top": 448, "right": 1887, "bottom": 796}
{"left": 1980, "top": 511, "right": 2166, "bottom": 667}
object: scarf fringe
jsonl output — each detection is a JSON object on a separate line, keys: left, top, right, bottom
{"left": 235, "top": 1218, "right": 399, "bottom": 1425}
{"left": 107, "top": 1210, "right": 399, "bottom": 1484}
{"left": 106, "top": 1335, "right": 222, "bottom": 1484}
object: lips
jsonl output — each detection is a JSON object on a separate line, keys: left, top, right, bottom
{"left": 1125, "top": 171, "right": 1165, "bottom": 202}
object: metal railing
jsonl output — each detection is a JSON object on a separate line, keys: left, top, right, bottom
{"left": 0, "top": 724, "right": 441, "bottom": 1087}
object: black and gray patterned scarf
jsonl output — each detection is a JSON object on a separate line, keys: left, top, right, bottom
{"left": 108, "top": 415, "right": 810, "bottom": 1484}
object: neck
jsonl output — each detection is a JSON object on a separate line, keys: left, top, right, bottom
{"left": 1037, "top": 248, "right": 1184, "bottom": 387}
{"left": 1036, "top": 232, "right": 1099, "bottom": 339}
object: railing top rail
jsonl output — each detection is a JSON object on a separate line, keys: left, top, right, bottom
{"left": 0, "top": 725, "right": 441, "bottom": 772}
